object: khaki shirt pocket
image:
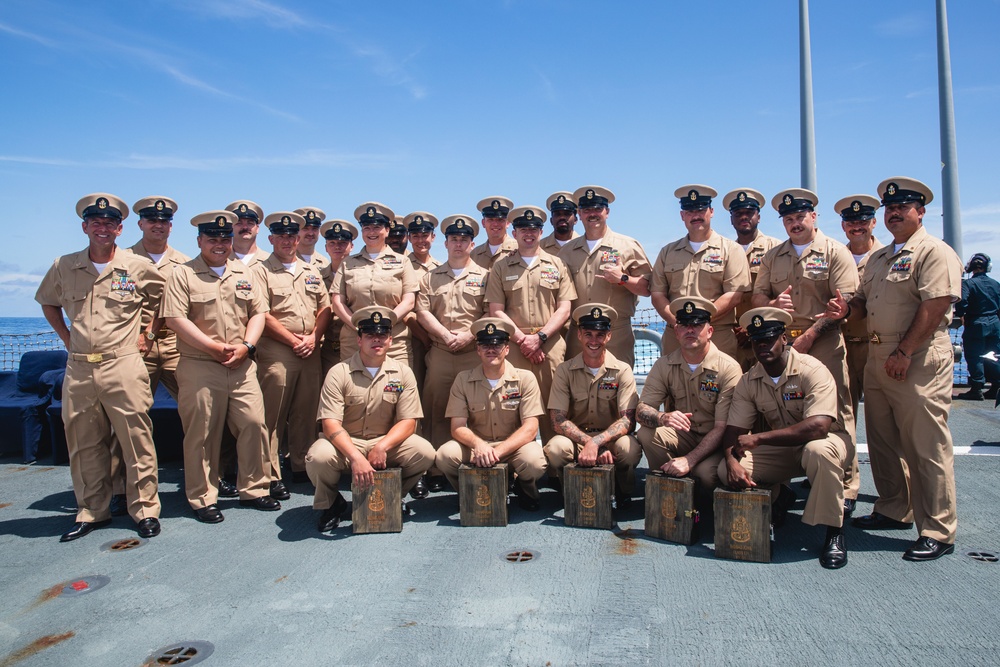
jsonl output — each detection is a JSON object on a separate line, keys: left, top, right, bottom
{"left": 189, "top": 292, "right": 217, "bottom": 323}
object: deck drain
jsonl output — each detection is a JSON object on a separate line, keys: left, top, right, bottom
{"left": 101, "top": 537, "right": 147, "bottom": 552}
{"left": 964, "top": 549, "right": 999, "bottom": 563}
{"left": 503, "top": 549, "right": 538, "bottom": 563}
{"left": 59, "top": 575, "right": 111, "bottom": 597}
{"left": 144, "top": 641, "right": 215, "bottom": 665}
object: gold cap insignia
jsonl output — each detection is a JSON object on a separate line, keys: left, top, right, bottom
{"left": 307, "top": 211, "right": 316, "bottom": 220}
{"left": 783, "top": 194, "right": 793, "bottom": 206}
{"left": 216, "top": 216, "right": 226, "bottom": 226}
{"left": 239, "top": 203, "right": 248, "bottom": 213}
{"left": 155, "top": 200, "right": 165, "bottom": 211}
{"left": 887, "top": 183, "right": 897, "bottom": 196}
{"left": 415, "top": 215, "right": 423, "bottom": 223}
{"left": 586, "top": 189, "right": 594, "bottom": 199}
{"left": 688, "top": 190, "right": 698, "bottom": 201}
{"left": 456, "top": 219, "right": 465, "bottom": 228}
{"left": 372, "top": 312, "right": 382, "bottom": 323}
{"left": 333, "top": 223, "right": 342, "bottom": 233}
{"left": 366, "top": 206, "right": 376, "bottom": 218}
{"left": 738, "top": 192, "right": 747, "bottom": 202}
{"left": 591, "top": 307, "right": 602, "bottom": 319}
{"left": 485, "top": 323, "right": 496, "bottom": 335}
{"left": 852, "top": 201, "right": 861, "bottom": 212}
{"left": 525, "top": 210, "right": 534, "bottom": 220}
{"left": 752, "top": 315, "right": 763, "bottom": 328}
{"left": 97, "top": 197, "right": 108, "bottom": 209}
{"left": 557, "top": 195, "right": 565, "bottom": 204}
{"left": 491, "top": 200, "right": 500, "bottom": 210}
{"left": 281, "top": 215, "right": 291, "bottom": 225}
{"left": 684, "top": 302, "right": 694, "bottom": 314}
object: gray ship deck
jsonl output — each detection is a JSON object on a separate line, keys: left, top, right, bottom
{"left": 1, "top": 401, "right": 999, "bottom": 666}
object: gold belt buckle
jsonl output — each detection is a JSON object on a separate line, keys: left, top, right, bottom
{"left": 788, "top": 329, "right": 804, "bottom": 338}
{"left": 86, "top": 353, "right": 104, "bottom": 363}
{"left": 529, "top": 327, "right": 541, "bottom": 334}
{"left": 869, "top": 332, "right": 881, "bottom": 344}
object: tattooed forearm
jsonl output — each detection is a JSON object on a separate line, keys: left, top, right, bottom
{"left": 591, "top": 416, "right": 631, "bottom": 449}
{"left": 551, "top": 409, "right": 589, "bottom": 444}
{"left": 636, "top": 403, "right": 662, "bottom": 429}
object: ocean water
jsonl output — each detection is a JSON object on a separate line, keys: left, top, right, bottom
{"left": 0, "top": 317, "right": 53, "bottom": 336}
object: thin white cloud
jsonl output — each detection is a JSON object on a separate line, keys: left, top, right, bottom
{"left": 905, "top": 88, "right": 934, "bottom": 99}
{"left": 962, "top": 203, "right": 1000, "bottom": 218}
{"left": 875, "top": 14, "right": 926, "bottom": 38}
{"left": 0, "top": 150, "right": 401, "bottom": 171}
{"left": 535, "top": 68, "right": 556, "bottom": 104}
{"left": 0, "top": 21, "right": 58, "bottom": 48}
{"left": 174, "top": 0, "right": 314, "bottom": 29}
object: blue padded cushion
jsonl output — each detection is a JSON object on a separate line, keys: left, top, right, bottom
{"left": 16, "top": 350, "right": 68, "bottom": 395}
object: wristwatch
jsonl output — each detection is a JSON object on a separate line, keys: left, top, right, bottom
{"left": 537, "top": 331, "right": 548, "bottom": 343}
{"left": 242, "top": 341, "right": 257, "bottom": 357}
{"left": 619, "top": 274, "right": 630, "bottom": 285}
{"left": 144, "top": 331, "right": 157, "bottom": 342}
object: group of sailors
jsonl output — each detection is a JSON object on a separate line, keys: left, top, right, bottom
{"left": 35, "top": 177, "right": 962, "bottom": 569}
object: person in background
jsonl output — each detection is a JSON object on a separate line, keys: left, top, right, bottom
{"left": 954, "top": 253, "right": 1000, "bottom": 401}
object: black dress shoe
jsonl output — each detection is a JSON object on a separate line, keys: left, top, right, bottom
{"left": 269, "top": 480, "right": 290, "bottom": 500}
{"left": 902, "top": 536, "right": 955, "bottom": 561}
{"left": 195, "top": 505, "right": 224, "bottom": 524}
{"left": 772, "top": 484, "right": 797, "bottom": 528}
{"left": 410, "top": 476, "right": 429, "bottom": 500}
{"left": 820, "top": 528, "right": 848, "bottom": 569}
{"left": 317, "top": 494, "right": 348, "bottom": 533}
{"left": 137, "top": 517, "right": 161, "bottom": 538}
{"left": 427, "top": 475, "right": 447, "bottom": 493}
{"left": 851, "top": 512, "right": 913, "bottom": 530}
{"left": 240, "top": 496, "right": 281, "bottom": 511}
{"left": 109, "top": 494, "right": 128, "bottom": 517}
{"left": 59, "top": 519, "right": 112, "bottom": 543}
{"left": 217, "top": 479, "right": 239, "bottom": 498}
{"left": 843, "top": 498, "right": 857, "bottom": 517}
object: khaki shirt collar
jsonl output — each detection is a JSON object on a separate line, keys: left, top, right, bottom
{"left": 746, "top": 346, "right": 803, "bottom": 389}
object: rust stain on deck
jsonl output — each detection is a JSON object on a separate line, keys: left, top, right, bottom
{"left": 0, "top": 631, "right": 74, "bottom": 667}
{"left": 613, "top": 528, "right": 639, "bottom": 556}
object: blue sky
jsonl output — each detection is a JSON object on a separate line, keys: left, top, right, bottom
{"left": 1, "top": 0, "right": 997, "bottom": 315}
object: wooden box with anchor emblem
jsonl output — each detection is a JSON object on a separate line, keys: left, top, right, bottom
{"left": 713, "top": 487, "right": 771, "bottom": 562}
{"left": 459, "top": 463, "right": 509, "bottom": 526}
{"left": 563, "top": 463, "right": 614, "bottom": 529}
{"left": 644, "top": 473, "right": 699, "bottom": 545}
{"left": 352, "top": 468, "right": 402, "bottom": 534}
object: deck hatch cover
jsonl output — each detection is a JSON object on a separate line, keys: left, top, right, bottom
{"left": 144, "top": 641, "right": 215, "bottom": 665}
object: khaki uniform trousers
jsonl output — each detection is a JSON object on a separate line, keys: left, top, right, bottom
{"left": 566, "top": 321, "right": 636, "bottom": 368}
{"left": 637, "top": 425, "right": 721, "bottom": 502}
{"left": 662, "top": 324, "right": 738, "bottom": 361}
{"left": 304, "top": 435, "right": 435, "bottom": 509}
{"left": 717, "top": 433, "right": 849, "bottom": 528}
{"left": 864, "top": 334, "right": 958, "bottom": 543}
{"left": 62, "top": 351, "right": 160, "bottom": 523}
{"left": 505, "top": 333, "right": 565, "bottom": 443}
{"left": 543, "top": 434, "right": 641, "bottom": 495}
{"left": 257, "top": 339, "right": 322, "bottom": 478}
{"left": 845, "top": 339, "right": 868, "bottom": 417}
{"left": 796, "top": 329, "right": 859, "bottom": 500}
{"left": 436, "top": 439, "right": 547, "bottom": 499}
{"left": 177, "top": 357, "right": 270, "bottom": 509}
{"left": 422, "top": 346, "right": 479, "bottom": 448}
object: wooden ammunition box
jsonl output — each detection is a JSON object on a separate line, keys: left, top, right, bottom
{"left": 713, "top": 487, "right": 772, "bottom": 562}
{"left": 352, "top": 468, "right": 402, "bottom": 534}
{"left": 563, "top": 463, "right": 614, "bottom": 529}
{"left": 644, "top": 473, "right": 698, "bottom": 545}
{"left": 459, "top": 463, "right": 509, "bottom": 527}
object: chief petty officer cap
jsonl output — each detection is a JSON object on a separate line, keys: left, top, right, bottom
{"left": 404, "top": 211, "right": 439, "bottom": 234}
{"left": 509, "top": 205, "right": 547, "bottom": 229}
{"left": 573, "top": 303, "right": 618, "bottom": 330}
{"left": 722, "top": 188, "right": 765, "bottom": 212}
{"left": 675, "top": 184, "right": 717, "bottom": 211}
{"left": 294, "top": 207, "right": 326, "bottom": 228}
{"left": 877, "top": 176, "right": 934, "bottom": 207}
{"left": 264, "top": 211, "right": 305, "bottom": 235}
{"left": 739, "top": 306, "right": 793, "bottom": 341}
{"left": 387, "top": 219, "right": 407, "bottom": 237}
{"left": 191, "top": 210, "right": 237, "bottom": 237}
{"left": 352, "top": 306, "right": 397, "bottom": 335}
{"left": 546, "top": 191, "right": 577, "bottom": 212}
{"left": 834, "top": 194, "right": 880, "bottom": 222}
{"left": 353, "top": 201, "right": 395, "bottom": 227}
{"left": 320, "top": 219, "right": 359, "bottom": 242}
{"left": 440, "top": 214, "right": 480, "bottom": 238}
{"left": 133, "top": 196, "right": 178, "bottom": 221}
{"left": 573, "top": 185, "right": 616, "bottom": 208}
{"left": 77, "top": 193, "right": 129, "bottom": 221}
{"left": 771, "top": 188, "right": 818, "bottom": 216}
{"left": 476, "top": 196, "right": 513, "bottom": 219}
{"left": 225, "top": 200, "right": 264, "bottom": 223}
{"left": 472, "top": 317, "right": 514, "bottom": 344}
{"left": 670, "top": 296, "right": 718, "bottom": 325}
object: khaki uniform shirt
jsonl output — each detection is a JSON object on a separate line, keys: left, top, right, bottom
{"left": 332, "top": 247, "right": 418, "bottom": 313}
{"left": 754, "top": 229, "right": 859, "bottom": 330}
{"left": 254, "top": 254, "right": 330, "bottom": 335}
{"left": 651, "top": 230, "right": 751, "bottom": 325}
{"left": 232, "top": 248, "right": 270, "bottom": 270}
{"left": 857, "top": 226, "right": 962, "bottom": 338}
{"left": 161, "top": 256, "right": 269, "bottom": 357}
{"left": 735, "top": 232, "right": 781, "bottom": 321}
{"left": 35, "top": 247, "right": 165, "bottom": 354}
{"left": 540, "top": 231, "right": 577, "bottom": 256}
{"left": 298, "top": 252, "right": 330, "bottom": 271}
{"left": 317, "top": 353, "right": 423, "bottom": 439}
{"left": 843, "top": 237, "right": 884, "bottom": 340}
{"left": 547, "top": 352, "right": 638, "bottom": 432}
{"left": 485, "top": 250, "right": 578, "bottom": 330}
{"left": 558, "top": 228, "right": 652, "bottom": 319}
{"left": 416, "top": 262, "right": 490, "bottom": 352}
{"left": 128, "top": 242, "right": 190, "bottom": 331}
{"left": 446, "top": 362, "right": 545, "bottom": 441}
{"left": 471, "top": 236, "right": 518, "bottom": 270}
{"left": 638, "top": 342, "right": 742, "bottom": 438}
{"left": 727, "top": 348, "right": 844, "bottom": 433}
{"left": 321, "top": 263, "right": 345, "bottom": 352}
{"left": 408, "top": 254, "right": 441, "bottom": 282}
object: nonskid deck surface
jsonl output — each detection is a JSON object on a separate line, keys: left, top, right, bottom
{"left": 1, "top": 400, "right": 998, "bottom": 666}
